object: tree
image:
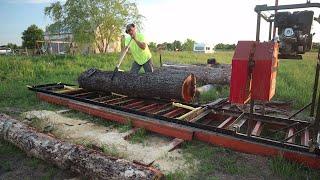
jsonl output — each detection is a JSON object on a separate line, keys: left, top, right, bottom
{"left": 172, "top": 40, "right": 182, "bottom": 51}
{"left": 21, "top": 24, "right": 44, "bottom": 49}
{"left": 164, "top": 42, "right": 173, "bottom": 51}
{"left": 215, "top": 43, "right": 225, "bottom": 49}
{"left": 7, "top": 43, "right": 18, "bottom": 50}
{"left": 45, "top": 0, "right": 143, "bottom": 53}
{"left": 215, "top": 43, "right": 236, "bottom": 50}
{"left": 148, "top": 42, "right": 157, "bottom": 52}
{"left": 182, "top": 39, "right": 195, "bottom": 51}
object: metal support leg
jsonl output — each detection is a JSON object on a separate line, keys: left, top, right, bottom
{"left": 311, "top": 90, "right": 320, "bottom": 151}
{"left": 247, "top": 100, "right": 255, "bottom": 136}
{"left": 246, "top": 42, "right": 256, "bottom": 136}
{"left": 311, "top": 49, "right": 320, "bottom": 151}
{"left": 256, "top": 13, "right": 261, "bottom": 41}
{"left": 159, "top": 53, "right": 163, "bottom": 67}
{"left": 310, "top": 52, "right": 320, "bottom": 117}
{"left": 268, "top": 22, "right": 273, "bottom": 41}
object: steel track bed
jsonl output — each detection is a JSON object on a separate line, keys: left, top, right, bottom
{"left": 28, "top": 83, "right": 320, "bottom": 169}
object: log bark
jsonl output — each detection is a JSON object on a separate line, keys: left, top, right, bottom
{"left": 0, "top": 114, "right": 163, "bottom": 180}
{"left": 78, "top": 68, "right": 196, "bottom": 102}
{"left": 157, "top": 63, "right": 231, "bottom": 85}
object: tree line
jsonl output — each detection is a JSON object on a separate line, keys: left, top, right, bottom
{"left": 4, "top": 0, "right": 238, "bottom": 52}
{"left": 148, "top": 39, "right": 195, "bottom": 51}
{"left": 148, "top": 40, "right": 236, "bottom": 52}
{"left": 9, "top": 23, "right": 236, "bottom": 52}
{"left": 4, "top": 0, "right": 320, "bottom": 54}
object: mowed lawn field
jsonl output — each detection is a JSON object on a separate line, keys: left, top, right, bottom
{"left": 1, "top": 51, "right": 320, "bottom": 179}
{"left": 0, "top": 51, "right": 317, "bottom": 110}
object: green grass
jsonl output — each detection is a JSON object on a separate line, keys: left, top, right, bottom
{"left": 275, "top": 54, "right": 317, "bottom": 108}
{"left": 24, "top": 157, "right": 41, "bottom": 169}
{"left": 117, "top": 118, "right": 133, "bottom": 133}
{"left": 129, "top": 128, "right": 147, "bottom": 144}
{"left": 117, "top": 124, "right": 132, "bottom": 132}
{"left": 0, "top": 139, "right": 65, "bottom": 177}
{"left": 0, "top": 139, "right": 22, "bottom": 155}
{"left": 270, "top": 156, "right": 320, "bottom": 180}
{"left": 0, "top": 139, "right": 23, "bottom": 173}
{"left": 0, "top": 51, "right": 231, "bottom": 111}
{"left": 166, "top": 171, "right": 188, "bottom": 180}
{"left": 176, "top": 141, "right": 252, "bottom": 179}
{"left": 0, "top": 50, "right": 316, "bottom": 111}
{"left": 1, "top": 160, "right": 12, "bottom": 172}
{"left": 198, "top": 86, "right": 229, "bottom": 103}
{"left": 169, "top": 141, "right": 320, "bottom": 179}
{"left": 1, "top": 51, "right": 320, "bottom": 178}
{"left": 42, "top": 166, "right": 59, "bottom": 180}
{"left": 101, "top": 144, "right": 124, "bottom": 157}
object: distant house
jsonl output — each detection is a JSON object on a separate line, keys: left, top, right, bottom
{"left": 193, "top": 43, "right": 215, "bottom": 53}
{"left": 39, "top": 31, "right": 121, "bottom": 55}
{"left": 40, "top": 32, "right": 73, "bottom": 54}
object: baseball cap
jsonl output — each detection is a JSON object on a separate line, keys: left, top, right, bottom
{"left": 125, "top": 23, "right": 135, "bottom": 34}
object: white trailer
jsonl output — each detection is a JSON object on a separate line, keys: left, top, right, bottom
{"left": 193, "top": 43, "right": 214, "bottom": 53}
{"left": 0, "top": 47, "right": 12, "bottom": 55}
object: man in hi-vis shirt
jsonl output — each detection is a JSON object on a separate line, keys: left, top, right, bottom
{"left": 124, "top": 23, "right": 154, "bottom": 74}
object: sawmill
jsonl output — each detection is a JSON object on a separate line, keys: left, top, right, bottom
{"left": 21, "top": 1, "right": 320, "bottom": 171}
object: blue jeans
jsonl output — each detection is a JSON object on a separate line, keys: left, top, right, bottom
{"left": 130, "top": 59, "right": 154, "bottom": 74}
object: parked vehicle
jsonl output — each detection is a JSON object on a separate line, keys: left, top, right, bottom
{"left": 0, "top": 46, "right": 13, "bottom": 55}
{"left": 193, "top": 43, "right": 215, "bottom": 53}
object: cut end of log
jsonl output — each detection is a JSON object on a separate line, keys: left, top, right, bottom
{"left": 182, "top": 74, "right": 196, "bottom": 102}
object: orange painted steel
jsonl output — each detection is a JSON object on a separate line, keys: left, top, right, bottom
{"left": 35, "top": 92, "right": 320, "bottom": 169}
{"left": 251, "top": 121, "right": 263, "bottom": 136}
{"left": 194, "top": 131, "right": 320, "bottom": 169}
{"left": 163, "top": 108, "right": 187, "bottom": 118}
{"left": 217, "top": 116, "right": 235, "bottom": 129}
{"left": 230, "top": 41, "right": 279, "bottom": 103}
{"left": 252, "top": 42, "right": 279, "bottom": 101}
{"left": 37, "top": 93, "right": 193, "bottom": 140}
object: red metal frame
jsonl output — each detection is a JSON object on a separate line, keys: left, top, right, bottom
{"left": 194, "top": 131, "right": 320, "bottom": 169}
{"left": 37, "top": 93, "right": 193, "bottom": 140}
{"left": 36, "top": 92, "right": 320, "bottom": 169}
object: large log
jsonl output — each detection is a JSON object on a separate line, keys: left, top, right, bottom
{"left": 157, "top": 63, "right": 231, "bottom": 85}
{"left": 0, "top": 114, "right": 163, "bottom": 180}
{"left": 78, "top": 68, "right": 196, "bottom": 102}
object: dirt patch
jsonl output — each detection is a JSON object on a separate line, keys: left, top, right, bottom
{"left": 23, "top": 110, "right": 194, "bottom": 174}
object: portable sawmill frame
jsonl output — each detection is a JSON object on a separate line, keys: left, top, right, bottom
{"left": 28, "top": 2, "right": 320, "bottom": 170}
{"left": 28, "top": 80, "right": 320, "bottom": 169}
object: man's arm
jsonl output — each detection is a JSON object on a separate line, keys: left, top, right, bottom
{"left": 133, "top": 38, "right": 146, "bottom": 50}
{"left": 131, "top": 35, "right": 146, "bottom": 50}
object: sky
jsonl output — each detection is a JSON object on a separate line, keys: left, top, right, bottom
{"left": 1, "top": 0, "right": 320, "bottom": 45}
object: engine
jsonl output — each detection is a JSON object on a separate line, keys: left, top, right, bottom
{"left": 274, "top": 11, "right": 314, "bottom": 57}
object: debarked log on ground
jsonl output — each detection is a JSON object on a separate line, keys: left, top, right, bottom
{"left": 78, "top": 68, "right": 196, "bottom": 102}
{"left": 0, "top": 114, "right": 163, "bottom": 180}
{"left": 157, "top": 63, "right": 231, "bottom": 85}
